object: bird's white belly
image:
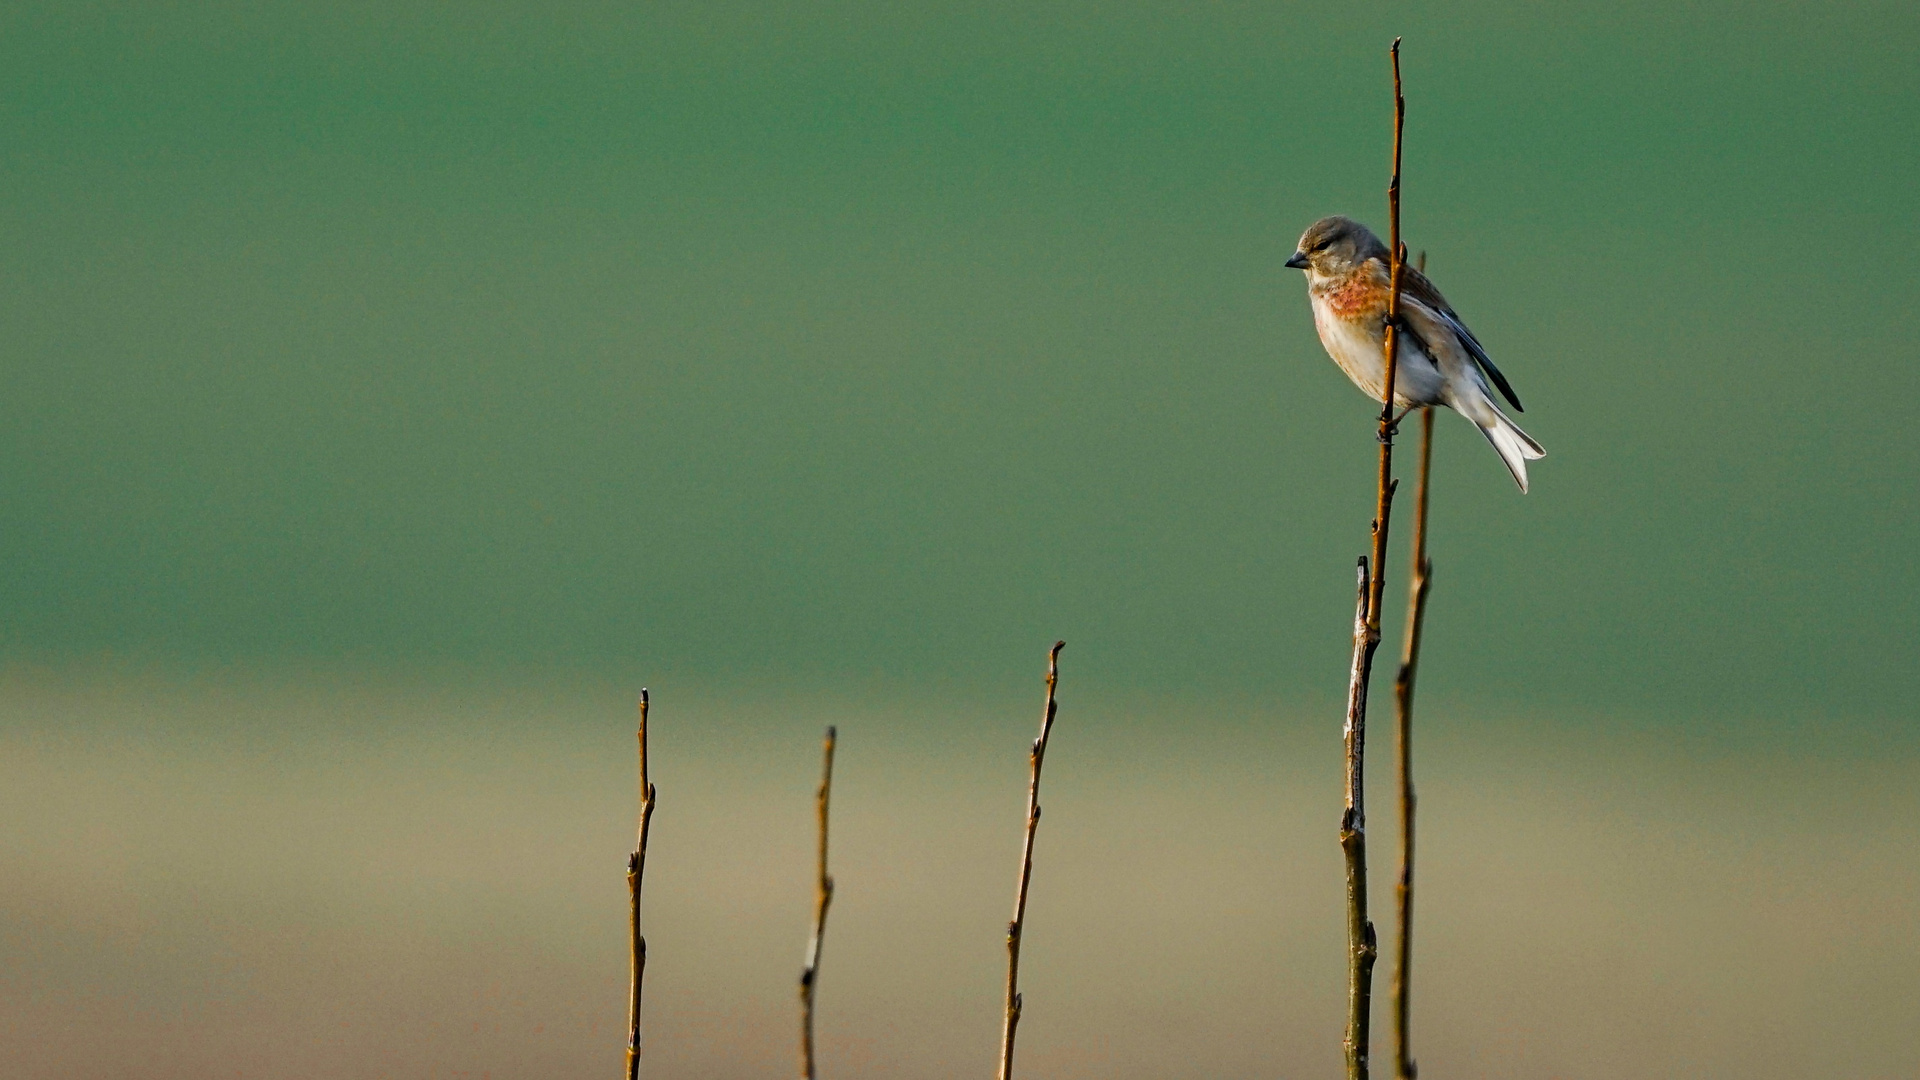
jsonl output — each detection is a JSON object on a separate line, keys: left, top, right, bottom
{"left": 1312, "top": 302, "right": 1444, "bottom": 408}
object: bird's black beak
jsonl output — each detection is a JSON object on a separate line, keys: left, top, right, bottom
{"left": 1285, "top": 250, "right": 1310, "bottom": 269}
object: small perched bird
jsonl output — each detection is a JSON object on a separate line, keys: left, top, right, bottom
{"left": 1287, "top": 215, "right": 1545, "bottom": 491}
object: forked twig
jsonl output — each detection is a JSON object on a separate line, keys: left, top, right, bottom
{"left": 1343, "top": 38, "right": 1406, "bottom": 1080}
{"left": 798, "top": 727, "right": 837, "bottom": 1080}
{"left": 625, "top": 690, "right": 657, "bottom": 1080}
{"left": 998, "top": 641, "right": 1066, "bottom": 1080}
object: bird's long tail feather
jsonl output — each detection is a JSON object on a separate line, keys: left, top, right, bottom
{"left": 1473, "top": 407, "right": 1546, "bottom": 493}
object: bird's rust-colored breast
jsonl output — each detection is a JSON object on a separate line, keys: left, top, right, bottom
{"left": 1317, "top": 264, "right": 1391, "bottom": 321}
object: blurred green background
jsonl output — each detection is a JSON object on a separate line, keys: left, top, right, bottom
{"left": 1, "top": 2, "right": 1916, "bottom": 1077}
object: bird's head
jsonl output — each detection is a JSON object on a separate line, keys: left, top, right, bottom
{"left": 1286, "top": 216, "right": 1389, "bottom": 279}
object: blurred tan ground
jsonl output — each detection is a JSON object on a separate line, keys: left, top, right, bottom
{"left": 1, "top": 671, "right": 1915, "bottom": 1079}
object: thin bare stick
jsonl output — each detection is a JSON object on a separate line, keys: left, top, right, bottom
{"left": 798, "top": 726, "right": 837, "bottom": 1080}
{"left": 1344, "top": 38, "right": 1406, "bottom": 1080}
{"left": 625, "top": 690, "right": 657, "bottom": 1080}
{"left": 998, "top": 640, "right": 1066, "bottom": 1080}
{"left": 1391, "top": 402, "right": 1434, "bottom": 1080}
{"left": 1340, "top": 560, "right": 1379, "bottom": 1080}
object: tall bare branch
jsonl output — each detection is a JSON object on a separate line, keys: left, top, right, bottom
{"left": 798, "top": 727, "right": 837, "bottom": 1080}
{"left": 998, "top": 641, "right": 1066, "bottom": 1080}
{"left": 1344, "top": 38, "right": 1406, "bottom": 1080}
{"left": 1391, "top": 402, "right": 1434, "bottom": 1080}
{"left": 625, "top": 690, "right": 657, "bottom": 1080}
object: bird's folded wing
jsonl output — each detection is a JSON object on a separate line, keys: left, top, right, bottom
{"left": 1399, "top": 265, "right": 1525, "bottom": 412}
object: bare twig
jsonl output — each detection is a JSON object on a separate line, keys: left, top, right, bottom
{"left": 998, "top": 640, "right": 1066, "bottom": 1080}
{"left": 799, "top": 726, "right": 837, "bottom": 1080}
{"left": 1340, "top": 560, "right": 1379, "bottom": 1080}
{"left": 1391, "top": 402, "right": 1434, "bottom": 1080}
{"left": 1344, "top": 38, "right": 1406, "bottom": 1080}
{"left": 625, "top": 690, "right": 657, "bottom": 1080}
